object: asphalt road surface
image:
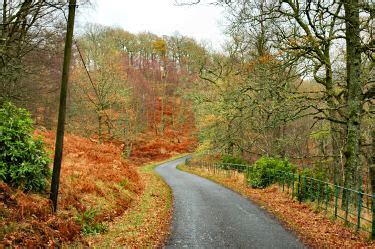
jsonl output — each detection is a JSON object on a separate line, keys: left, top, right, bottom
{"left": 155, "top": 156, "right": 305, "bottom": 249}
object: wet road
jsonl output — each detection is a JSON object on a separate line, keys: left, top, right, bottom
{"left": 155, "top": 157, "right": 304, "bottom": 249}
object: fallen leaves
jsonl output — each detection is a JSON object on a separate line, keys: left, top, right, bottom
{"left": 87, "top": 162, "right": 173, "bottom": 248}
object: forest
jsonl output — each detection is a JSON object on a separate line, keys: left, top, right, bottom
{"left": 0, "top": 0, "right": 374, "bottom": 247}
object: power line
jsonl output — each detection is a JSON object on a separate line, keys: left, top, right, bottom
{"left": 60, "top": 5, "right": 99, "bottom": 101}
{"left": 74, "top": 40, "right": 98, "bottom": 95}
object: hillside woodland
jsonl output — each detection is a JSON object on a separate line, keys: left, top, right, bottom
{"left": 0, "top": 0, "right": 374, "bottom": 246}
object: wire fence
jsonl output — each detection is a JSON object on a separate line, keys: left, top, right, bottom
{"left": 185, "top": 159, "right": 375, "bottom": 239}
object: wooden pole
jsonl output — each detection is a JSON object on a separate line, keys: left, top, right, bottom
{"left": 50, "top": 0, "right": 76, "bottom": 212}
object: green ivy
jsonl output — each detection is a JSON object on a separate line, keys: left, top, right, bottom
{"left": 0, "top": 102, "right": 51, "bottom": 192}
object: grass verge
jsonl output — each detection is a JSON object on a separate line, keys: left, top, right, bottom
{"left": 178, "top": 164, "right": 375, "bottom": 248}
{"left": 87, "top": 154, "right": 189, "bottom": 247}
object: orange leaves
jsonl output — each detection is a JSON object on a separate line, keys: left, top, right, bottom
{"left": 0, "top": 182, "right": 83, "bottom": 246}
{"left": 2, "top": 87, "right": 197, "bottom": 246}
{"left": 258, "top": 53, "right": 276, "bottom": 64}
{"left": 1, "top": 130, "right": 144, "bottom": 247}
{"left": 247, "top": 53, "right": 277, "bottom": 71}
{"left": 2, "top": 124, "right": 195, "bottom": 246}
{"left": 129, "top": 133, "right": 196, "bottom": 165}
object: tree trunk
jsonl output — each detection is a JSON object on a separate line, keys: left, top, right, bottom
{"left": 160, "top": 96, "right": 165, "bottom": 135}
{"left": 369, "top": 130, "right": 375, "bottom": 193}
{"left": 1, "top": 1, "right": 6, "bottom": 39}
{"left": 98, "top": 112, "right": 103, "bottom": 144}
{"left": 369, "top": 130, "right": 375, "bottom": 239}
{"left": 106, "top": 117, "right": 112, "bottom": 139}
{"left": 323, "top": 45, "right": 346, "bottom": 185}
{"left": 330, "top": 122, "right": 345, "bottom": 184}
{"left": 227, "top": 142, "right": 234, "bottom": 156}
{"left": 343, "top": 0, "right": 362, "bottom": 189}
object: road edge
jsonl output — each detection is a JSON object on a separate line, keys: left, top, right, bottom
{"left": 176, "top": 163, "right": 309, "bottom": 247}
{"left": 87, "top": 154, "right": 190, "bottom": 247}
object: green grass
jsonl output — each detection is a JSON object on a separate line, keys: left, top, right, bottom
{"left": 141, "top": 153, "right": 191, "bottom": 173}
{"left": 76, "top": 208, "right": 108, "bottom": 235}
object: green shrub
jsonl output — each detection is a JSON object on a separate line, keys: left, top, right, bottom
{"left": 309, "top": 162, "right": 329, "bottom": 181}
{"left": 76, "top": 209, "right": 108, "bottom": 235}
{"left": 297, "top": 166, "right": 331, "bottom": 202}
{"left": 221, "top": 155, "right": 247, "bottom": 165}
{"left": 248, "top": 156, "right": 296, "bottom": 188}
{"left": 0, "top": 102, "right": 51, "bottom": 192}
{"left": 220, "top": 155, "right": 247, "bottom": 170}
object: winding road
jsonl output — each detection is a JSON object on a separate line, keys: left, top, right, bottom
{"left": 155, "top": 156, "right": 305, "bottom": 249}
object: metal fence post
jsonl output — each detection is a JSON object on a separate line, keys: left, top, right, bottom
{"left": 243, "top": 166, "right": 247, "bottom": 184}
{"left": 317, "top": 181, "right": 321, "bottom": 207}
{"left": 292, "top": 173, "right": 295, "bottom": 198}
{"left": 334, "top": 185, "right": 339, "bottom": 219}
{"left": 247, "top": 166, "right": 250, "bottom": 185}
{"left": 298, "top": 174, "right": 301, "bottom": 203}
{"left": 276, "top": 170, "right": 279, "bottom": 190}
{"left": 345, "top": 189, "right": 350, "bottom": 225}
{"left": 303, "top": 175, "right": 307, "bottom": 201}
{"left": 325, "top": 183, "right": 329, "bottom": 214}
{"left": 357, "top": 190, "right": 362, "bottom": 231}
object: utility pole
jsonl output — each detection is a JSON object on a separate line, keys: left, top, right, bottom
{"left": 50, "top": 0, "right": 77, "bottom": 212}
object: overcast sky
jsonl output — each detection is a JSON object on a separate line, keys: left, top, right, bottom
{"left": 77, "top": 0, "right": 227, "bottom": 49}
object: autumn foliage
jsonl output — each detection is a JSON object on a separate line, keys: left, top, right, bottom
{"left": 1, "top": 119, "right": 195, "bottom": 246}
{"left": 0, "top": 131, "right": 134, "bottom": 246}
{"left": 1, "top": 27, "right": 198, "bottom": 244}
